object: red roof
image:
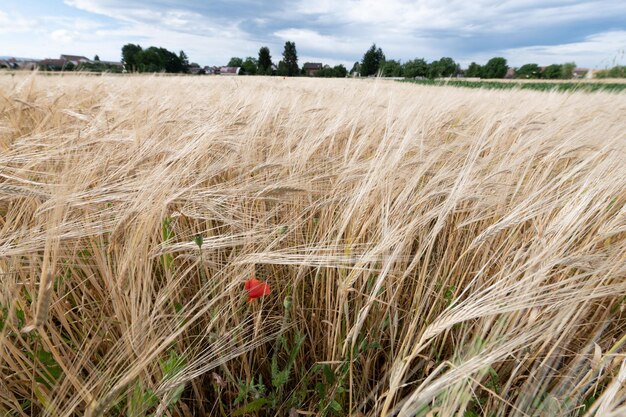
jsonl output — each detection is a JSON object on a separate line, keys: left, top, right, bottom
{"left": 219, "top": 66, "right": 240, "bottom": 74}
{"left": 39, "top": 59, "right": 67, "bottom": 66}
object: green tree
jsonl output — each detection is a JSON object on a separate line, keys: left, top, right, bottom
{"left": 94, "top": 55, "right": 100, "bottom": 62}
{"left": 465, "top": 62, "right": 482, "bottom": 78}
{"left": 227, "top": 57, "right": 243, "bottom": 67}
{"left": 607, "top": 65, "right": 626, "bottom": 78}
{"left": 316, "top": 65, "right": 334, "bottom": 78}
{"left": 129, "top": 46, "right": 186, "bottom": 73}
{"left": 543, "top": 64, "right": 562, "bottom": 79}
{"left": 429, "top": 57, "right": 457, "bottom": 78}
{"left": 350, "top": 61, "right": 361, "bottom": 76}
{"left": 333, "top": 64, "right": 347, "bottom": 78}
{"left": 63, "top": 61, "right": 75, "bottom": 71}
{"left": 515, "top": 63, "right": 541, "bottom": 79}
{"left": 121, "top": 43, "right": 143, "bottom": 72}
{"left": 241, "top": 57, "right": 258, "bottom": 75}
{"left": 402, "top": 58, "right": 428, "bottom": 78}
{"left": 282, "top": 41, "right": 299, "bottom": 76}
{"left": 179, "top": 51, "right": 190, "bottom": 73}
{"left": 482, "top": 57, "right": 508, "bottom": 78}
{"left": 381, "top": 60, "right": 403, "bottom": 77}
{"left": 277, "top": 60, "right": 288, "bottom": 76}
{"left": 316, "top": 64, "right": 348, "bottom": 78}
{"left": 360, "top": 43, "right": 385, "bottom": 76}
{"left": 162, "top": 48, "right": 184, "bottom": 72}
{"left": 258, "top": 46, "right": 272, "bottom": 74}
{"left": 561, "top": 62, "right": 576, "bottom": 79}
{"left": 137, "top": 47, "right": 165, "bottom": 72}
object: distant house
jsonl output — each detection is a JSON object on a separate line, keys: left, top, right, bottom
{"left": 303, "top": 62, "right": 323, "bottom": 76}
{"left": 18, "top": 61, "right": 38, "bottom": 70}
{"left": 219, "top": 66, "right": 241, "bottom": 75}
{"left": 203, "top": 66, "right": 223, "bottom": 75}
{"left": 504, "top": 68, "right": 516, "bottom": 79}
{"left": 188, "top": 62, "right": 202, "bottom": 74}
{"left": 60, "top": 54, "right": 91, "bottom": 65}
{"left": 0, "top": 58, "right": 36, "bottom": 70}
{"left": 37, "top": 55, "right": 122, "bottom": 71}
{"left": 38, "top": 58, "right": 69, "bottom": 70}
{"left": 99, "top": 60, "right": 123, "bottom": 67}
{"left": 0, "top": 59, "right": 13, "bottom": 69}
{"left": 572, "top": 68, "right": 590, "bottom": 79}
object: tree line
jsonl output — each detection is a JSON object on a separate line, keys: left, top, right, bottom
{"left": 121, "top": 44, "right": 190, "bottom": 73}
{"left": 224, "top": 42, "right": 347, "bottom": 77}
{"left": 357, "top": 44, "right": 589, "bottom": 80}
{"left": 116, "top": 41, "right": 625, "bottom": 80}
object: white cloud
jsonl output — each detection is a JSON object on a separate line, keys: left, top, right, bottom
{"left": 50, "top": 29, "right": 74, "bottom": 43}
{"left": 2, "top": 0, "right": 625, "bottom": 68}
{"left": 290, "top": 0, "right": 626, "bottom": 34}
{"left": 273, "top": 28, "right": 366, "bottom": 54}
{"left": 498, "top": 30, "right": 626, "bottom": 67}
{"left": 0, "top": 2, "right": 261, "bottom": 65}
{"left": 0, "top": 10, "right": 39, "bottom": 34}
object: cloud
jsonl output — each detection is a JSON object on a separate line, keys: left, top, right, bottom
{"left": 2, "top": 0, "right": 625, "bottom": 68}
{"left": 273, "top": 28, "right": 366, "bottom": 55}
{"left": 50, "top": 29, "right": 74, "bottom": 43}
{"left": 500, "top": 30, "right": 626, "bottom": 67}
{"left": 289, "top": 0, "right": 626, "bottom": 34}
{"left": 0, "top": 10, "right": 39, "bottom": 33}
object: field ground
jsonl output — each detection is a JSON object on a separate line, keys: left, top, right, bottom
{"left": 0, "top": 74, "right": 625, "bottom": 417}
{"left": 402, "top": 78, "right": 626, "bottom": 92}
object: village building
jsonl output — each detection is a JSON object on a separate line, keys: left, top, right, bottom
{"left": 572, "top": 68, "right": 591, "bottom": 78}
{"left": 38, "top": 58, "right": 70, "bottom": 70}
{"left": 60, "top": 54, "right": 91, "bottom": 65}
{"left": 219, "top": 66, "right": 241, "bottom": 75}
{"left": 302, "top": 62, "right": 323, "bottom": 76}
{"left": 188, "top": 62, "right": 202, "bottom": 74}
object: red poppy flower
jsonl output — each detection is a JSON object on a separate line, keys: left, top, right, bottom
{"left": 245, "top": 278, "right": 271, "bottom": 301}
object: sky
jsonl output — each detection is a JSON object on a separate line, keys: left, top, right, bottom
{"left": 1, "top": 0, "right": 625, "bottom": 69}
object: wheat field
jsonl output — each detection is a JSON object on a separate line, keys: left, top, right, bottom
{"left": 0, "top": 74, "right": 625, "bottom": 417}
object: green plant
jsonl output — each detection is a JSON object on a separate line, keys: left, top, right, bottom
{"left": 161, "top": 217, "right": 174, "bottom": 271}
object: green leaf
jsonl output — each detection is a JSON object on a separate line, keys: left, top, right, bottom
{"left": 193, "top": 234, "right": 203, "bottom": 249}
{"left": 162, "top": 253, "right": 174, "bottom": 271}
{"left": 323, "top": 364, "right": 335, "bottom": 385}
{"left": 15, "top": 308, "right": 25, "bottom": 329}
{"left": 161, "top": 218, "right": 175, "bottom": 271}
{"left": 315, "top": 382, "right": 326, "bottom": 398}
{"left": 143, "top": 387, "right": 159, "bottom": 409}
{"left": 35, "top": 350, "right": 62, "bottom": 389}
{"left": 168, "top": 383, "right": 185, "bottom": 408}
{"left": 287, "top": 332, "right": 305, "bottom": 369}
{"left": 162, "top": 217, "right": 173, "bottom": 241}
{"left": 0, "top": 304, "right": 7, "bottom": 332}
{"left": 160, "top": 350, "right": 185, "bottom": 380}
{"left": 232, "top": 398, "right": 268, "bottom": 416}
{"left": 128, "top": 381, "right": 157, "bottom": 417}
{"left": 272, "top": 369, "right": 289, "bottom": 389}
{"left": 329, "top": 399, "right": 342, "bottom": 413}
